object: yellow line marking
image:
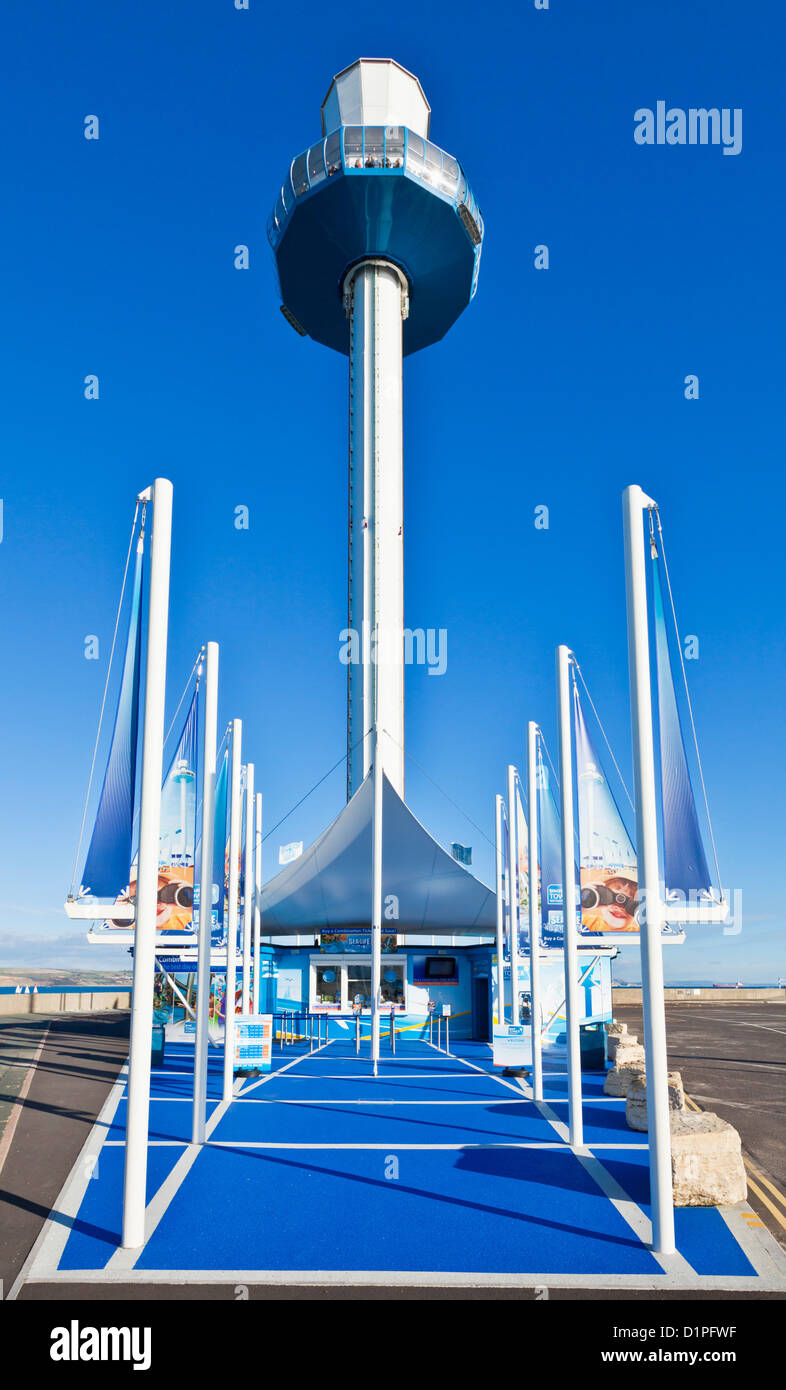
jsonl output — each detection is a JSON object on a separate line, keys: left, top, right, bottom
{"left": 681, "top": 1089, "right": 784, "bottom": 1234}
{"left": 746, "top": 1175, "right": 786, "bottom": 1232}
{"left": 686, "top": 1089, "right": 786, "bottom": 1223}
{"left": 742, "top": 1156, "right": 786, "bottom": 1214}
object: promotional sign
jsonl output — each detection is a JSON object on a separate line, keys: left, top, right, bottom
{"left": 498, "top": 952, "right": 612, "bottom": 1038}
{"left": 100, "top": 689, "right": 199, "bottom": 936}
{"left": 574, "top": 684, "right": 639, "bottom": 939}
{"left": 515, "top": 786, "right": 530, "bottom": 949}
{"left": 209, "top": 748, "right": 229, "bottom": 946}
{"left": 232, "top": 1013, "right": 273, "bottom": 1073}
{"left": 537, "top": 755, "right": 578, "bottom": 948}
{"left": 319, "top": 927, "right": 397, "bottom": 953}
{"left": 492, "top": 1023, "right": 533, "bottom": 1069}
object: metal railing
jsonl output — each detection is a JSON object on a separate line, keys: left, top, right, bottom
{"left": 273, "top": 1009, "right": 410, "bottom": 1054}
{"left": 268, "top": 126, "right": 483, "bottom": 253}
{"left": 428, "top": 1011, "right": 451, "bottom": 1054}
{"left": 273, "top": 1010, "right": 329, "bottom": 1052}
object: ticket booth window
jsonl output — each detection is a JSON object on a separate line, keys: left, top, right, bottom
{"left": 315, "top": 965, "right": 341, "bottom": 1008}
{"left": 347, "top": 962, "right": 372, "bottom": 1011}
{"left": 380, "top": 963, "right": 405, "bottom": 1008}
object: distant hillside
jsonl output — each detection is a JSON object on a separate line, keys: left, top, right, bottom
{"left": 0, "top": 968, "right": 133, "bottom": 989}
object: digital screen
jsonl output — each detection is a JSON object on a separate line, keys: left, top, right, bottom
{"left": 425, "top": 957, "right": 457, "bottom": 979}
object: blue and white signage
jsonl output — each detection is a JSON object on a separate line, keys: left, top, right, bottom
{"left": 492, "top": 1024, "right": 533, "bottom": 1069}
{"left": 233, "top": 1013, "right": 273, "bottom": 1073}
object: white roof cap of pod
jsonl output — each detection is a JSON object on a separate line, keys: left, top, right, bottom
{"left": 321, "top": 58, "right": 431, "bottom": 138}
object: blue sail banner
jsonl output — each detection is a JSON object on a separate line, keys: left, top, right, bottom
{"left": 652, "top": 553, "right": 712, "bottom": 897}
{"left": 500, "top": 798, "right": 510, "bottom": 962}
{"left": 80, "top": 544, "right": 144, "bottom": 900}
{"left": 538, "top": 754, "right": 572, "bottom": 948}
{"left": 515, "top": 786, "right": 530, "bottom": 953}
{"left": 574, "top": 684, "right": 639, "bottom": 937}
{"left": 211, "top": 748, "right": 229, "bottom": 946}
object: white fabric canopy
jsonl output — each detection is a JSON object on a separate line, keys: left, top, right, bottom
{"left": 259, "top": 773, "right": 496, "bottom": 936}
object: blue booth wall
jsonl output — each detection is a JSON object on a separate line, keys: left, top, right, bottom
{"left": 268, "top": 944, "right": 494, "bottom": 1043}
{"left": 492, "top": 950, "right": 613, "bottom": 1046}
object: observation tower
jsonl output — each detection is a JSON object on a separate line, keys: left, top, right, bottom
{"left": 267, "top": 59, "right": 484, "bottom": 799}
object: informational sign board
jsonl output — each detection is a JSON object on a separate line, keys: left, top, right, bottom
{"left": 319, "top": 927, "right": 397, "bottom": 953}
{"left": 233, "top": 1013, "right": 273, "bottom": 1073}
{"left": 492, "top": 1024, "right": 533, "bottom": 1069}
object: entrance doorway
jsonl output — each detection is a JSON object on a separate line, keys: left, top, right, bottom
{"left": 473, "top": 976, "right": 490, "bottom": 1041}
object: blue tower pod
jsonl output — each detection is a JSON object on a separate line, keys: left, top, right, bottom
{"left": 267, "top": 60, "right": 484, "bottom": 800}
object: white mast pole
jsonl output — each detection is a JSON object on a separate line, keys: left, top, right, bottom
{"left": 121, "top": 477, "right": 172, "bottom": 1250}
{"left": 506, "top": 765, "right": 520, "bottom": 1030}
{"left": 494, "top": 794, "right": 505, "bottom": 1026}
{"left": 222, "top": 721, "right": 243, "bottom": 1104}
{"left": 371, "top": 724, "right": 383, "bottom": 1075}
{"left": 242, "top": 762, "right": 254, "bottom": 1016}
{"left": 527, "top": 721, "right": 543, "bottom": 1102}
{"left": 253, "top": 791, "right": 262, "bottom": 1015}
{"left": 623, "top": 484, "right": 675, "bottom": 1254}
{"left": 192, "top": 640, "right": 218, "bottom": 1145}
{"left": 345, "top": 259, "right": 407, "bottom": 801}
{"left": 556, "top": 644, "right": 583, "bottom": 1147}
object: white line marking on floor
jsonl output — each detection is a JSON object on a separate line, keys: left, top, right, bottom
{"left": 105, "top": 1039, "right": 338, "bottom": 1273}
{"left": 7, "top": 1058, "right": 129, "bottom": 1299}
{"left": 100, "top": 1139, "right": 648, "bottom": 1150}
{"left": 0, "top": 1023, "right": 50, "bottom": 1180}
{"left": 438, "top": 1053, "right": 699, "bottom": 1277}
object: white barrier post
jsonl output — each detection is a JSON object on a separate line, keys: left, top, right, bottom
{"left": 623, "top": 484, "right": 675, "bottom": 1255}
{"left": 242, "top": 763, "right": 254, "bottom": 1015}
{"left": 222, "top": 721, "right": 243, "bottom": 1104}
{"left": 192, "top": 641, "right": 218, "bottom": 1145}
{"left": 506, "top": 765, "right": 520, "bottom": 1030}
{"left": 253, "top": 791, "right": 262, "bottom": 1014}
{"left": 556, "top": 645, "right": 583, "bottom": 1147}
{"left": 371, "top": 724, "right": 383, "bottom": 1075}
{"left": 494, "top": 794, "right": 505, "bottom": 1025}
{"left": 527, "top": 721, "right": 544, "bottom": 1102}
{"left": 122, "top": 478, "right": 172, "bottom": 1249}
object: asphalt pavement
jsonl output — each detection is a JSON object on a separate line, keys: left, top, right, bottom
{"left": 0, "top": 1011, "right": 130, "bottom": 1295}
{"left": 615, "top": 1001, "right": 786, "bottom": 1249}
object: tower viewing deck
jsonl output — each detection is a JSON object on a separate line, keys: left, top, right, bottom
{"left": 268, "top": 59, "right": 483, "bottom": 356}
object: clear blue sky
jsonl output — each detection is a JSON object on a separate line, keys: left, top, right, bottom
{"left": 1, "top": 0, "right": 783, "bottom": 983}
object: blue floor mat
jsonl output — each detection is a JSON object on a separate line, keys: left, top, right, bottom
{"left": 135, "top": 1144, "right": 662, "bottom": 1275}
{"left": 105, "top": 1099, "right": 219, "bottom": 1144}
{"left": 600, "top": 1149, "right": 757, "bottom": 1276}
{"left": 59, "top": 1145, "right": 185, "bottom": 1271}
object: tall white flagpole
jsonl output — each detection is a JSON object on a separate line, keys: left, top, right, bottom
{"left": 556, "top": 644, "right": 583, "bottom": 1147}
{"left": 371, "top": 724, "right": 383, "bottom": 1075}
{"left": 122, "top": 478, "right": 172, "bottom": 1250}
{"left": 623, "top": 483, "right": 675, "bottom": 1254}
{"left": 527, "top": 721, "right": 544, "bottom": 1102}
{"left": 222, "top": 720, "right": 243, "bottom": 1104}
{"left": 253, "top": 791, "right": 262, "bottom": 1015}
{"left": 192, "top": 640, "right": 218, "bottom": 1145}
{"left": 242, "top": 762, "right": 255, "bottom": 1016}
{"left": 506, "top": 765, "right": 520, "bottom": 1030}
{"left": 494, "top": 794, "right": 505, "bottom": 1026}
